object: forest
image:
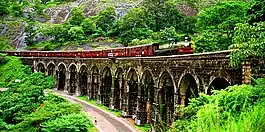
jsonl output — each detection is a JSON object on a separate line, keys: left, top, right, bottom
{"left": 0, "top": 0, "right": 265, "bottom": 132}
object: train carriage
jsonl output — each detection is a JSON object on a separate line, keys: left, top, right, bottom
{"left": 0, "top": 42, "right": 193, "bottom": 58}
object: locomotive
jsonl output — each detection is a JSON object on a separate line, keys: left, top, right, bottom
{"left": 1, "top": 41, "right": 193, "bottom": 58}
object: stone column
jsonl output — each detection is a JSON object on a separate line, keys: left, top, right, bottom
{"left": 33, "top": 60, "right": 37, "bottom": 73}
{"left": 75, "top": 73, "right": 81, "bottom": 96}
{"left": 87, "top": 74, "right": 91, "bottom": 99}
{"left": 97, "top": 75, "right": 102, "bottom": 104}
{"left": 45, "top": 69, "right": 48, "bottom": 76}
{"left": 122, "top": 78, "right": 129, "bottom": 117}
{"left": 242, "top": 60, "right": 251, "bottom": 84}
{"left": 65, "top": 70, "right": 70, "bottom": 93}
{"left": 110, "top": 75, "right": 116, "bottom": 110}
{"left": 55, "top": 69, "right": 59, "bottom": 90}
{"left": 136, "top": 82, "right": 145, "bottom": 125}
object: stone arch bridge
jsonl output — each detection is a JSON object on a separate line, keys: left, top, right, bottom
{"left": 19, "top": 50, "right": 254, "bottom": 127}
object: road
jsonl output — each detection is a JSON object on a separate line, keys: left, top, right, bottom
{"left": 53, "top": 91, "right": 138, "bottom": 132}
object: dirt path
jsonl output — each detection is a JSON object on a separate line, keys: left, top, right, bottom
{"left": 53, "top": 91, "right": 138, "bottom": 132}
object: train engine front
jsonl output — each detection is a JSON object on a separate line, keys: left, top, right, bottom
{"left": 154, "top": 36, "right": 194, "bottom": 56}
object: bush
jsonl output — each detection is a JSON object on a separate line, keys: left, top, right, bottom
{"left": 171, "top": 78, "right": 265, "bottom": 132}
{"left": 42, "top": 113, "right": 93, "bottom": 132}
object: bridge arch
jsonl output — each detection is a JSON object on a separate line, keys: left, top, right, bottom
{"left": 125, "top": 68, "right": 139, "bottom": 116}
{"left": 114, "top": 67, "right": 124, "bottom": 110}
{"left": 139, "top": 70, "right": 155, "bottom": 124}
{"left": 207, "top": 77, "right": 230, "bottom": 95}
{"left": 79, "top": 65, "right": 88, "bottom": 96}
{"left": 178, "top": 73, "right": 199, "bottom": 106}
{"left": 47, "top": 62, "right": 55, "bottom": 76}
{"left": 36, "top": 62, "right": 46, "bottom": 73}
{"left": 158, "top": 71, "right": 175, "bottom": 125}
{"left": 101, "top": 67, "right": 112, "bottom": 107}
{"left": 69, "top": 64, "right": 77, "bottom": 94}
{"left": 90, "top": 66, "right": 99, "bottom": 100}
{"left": 207, "top": 70, "right": 232, "bottom": 94}
{"left": 68, "top": 63, "right": 78, "bottom": 72}
{"left": 57, "top": 63, "right": 67, "bottom": 91}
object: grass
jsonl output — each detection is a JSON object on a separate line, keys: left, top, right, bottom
{"left": 77, "top": 96, "right": 122, "bottom": 117}
{"left": 135, "top": 124, "right": 151, "bottom": 132}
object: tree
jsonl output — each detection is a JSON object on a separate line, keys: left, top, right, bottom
{"left": 68, "top": 26, "right": 85, "bottom": 41}
{"left": 117, "top": 8, "right": 151, "bottom": 44}
{"left": 196, "top": 1, "right": 250, "bottom": 52}
{"left": 195, "top": 30, "right": 230, "bottom": 52}
{"left": 229, "top": 22, "right": 265, "bottom": 67}
{"left": 96, "top": 7, "right": 116, "bottom": 33}
{"left": 81, "top": 18, "right": 96, "bottom": 35}
{"left": 68, "top": 8, "right": 85, "bottom": 26}
{"left": 141, "top": 0, "right": 184, "bottom": 32}
{"left": 25, "top": 22, "right": 37, "bottom": 46}
{"left": 0, "top": 0, "right": 9, "bottom": 16}
{"left": 247, "top": 0, "right": 265, "bottom": 24}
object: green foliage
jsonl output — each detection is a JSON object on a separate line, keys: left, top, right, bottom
{"left": 68, "top": 26, "right": 85, "bottom": 41}
{"left": 0, "top": 56, "right": 29, "bottom": 87}
{"left": 195, "top": 30, "right": 230, "bottom": 52}
{"left": 0, "top": 0, "right": 9, "bottom": 16}
{"left": 0, "top": 37, "right": 13, "bottom": 51}
{"left": 96, "top": 7, "right": 116, "bottom": 33}
{"left": 171, "top": 78, "right": 265, "bottom": 132}
{"left": 25, "top": 22, "right": 38, "bottom": 46}
{"left": 152, "top": 27, "right": 182, "bottom": 44}
{"left": 68, "top": 8, "right": 85, "bottom": 26}
{"left": 247, "top": 0, "right": 265, "bottom": 24}
{"left": 44, "top": 24, "right": 69, "bottom": 43}
{"left": 196, "top": 1, "right": 250, "bottom": 52}
{"left": 0, "top": 56, "right": 95, "bottom": 131}
{"left": 229, "top": 22, "right": 265, "bottom": 67}
{"left": 117, "top": 7, "right": 152, "bottom": 44}
{"left": 42, "top": 113, "right": 93, "bottom": 132}
{"left": 140, "top": 0, "right": 184, "bottom": 32}
{"left": 81, "top": 18, "right": 97, "bottom": 35}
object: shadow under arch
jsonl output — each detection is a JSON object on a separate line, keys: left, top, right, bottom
{"left": 79, "top": 65, "right": 88, "bottom": 96}
{"left": 69, "top": 64, "right": 77, "bottom": 94}
{"left": 140, "top": 70, "right": 155, "bottom": 124}
{"left": 47, "top": 62, "right": 55, "bottom": 76}
{"left": 207, "top": 77, "right": 230, "bottom": 95}
{"left": 178, "top": 73, "right": 199, "bottom": 106}
{"left": 158, "top": 71, "right": 175, "bottom": 125}
{"left": 36, "top": 62, "right": 45, "bottom": 73}
{"left": 125, "top": 68, "right": 139, "bottom": 116}
{"left": 114, "top": 67, "right": 124, "bottom": 110}
{"left": 90, "top": 66, "right": 99, "bottom": 100}
{"left": 101, "top": 67, "right": 112, "bottom": 107}
{"left": 57, "top": 64, "right": 66, "bottom": 91}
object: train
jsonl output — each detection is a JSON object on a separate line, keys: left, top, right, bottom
{"left": 0, "top": 42, "right": 193, "bottom": 58}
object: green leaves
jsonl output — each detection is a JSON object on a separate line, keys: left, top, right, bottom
{"left": 0, "top": 56, "right": 94, "bottom": 131}
{"left": 172, "top": 78, "right": 265, "bottom": 132}
{"left": 247, "top": 0, "right": 265, "bottom": 24}
{"left": 229, "top": 22, "right": 265, "bottom": 67}
{"left": 195, "top": 1, "right": 250, "bottom": 52}
{"left": 42, "top": 113, "right": 92, "bottom": 132}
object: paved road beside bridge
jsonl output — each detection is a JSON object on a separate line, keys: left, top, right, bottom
{"left": 53, "top": 90, "right": 139, "bottom": 132}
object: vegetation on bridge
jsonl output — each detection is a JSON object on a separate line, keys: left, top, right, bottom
{"left": 0, "top": 55, "right": 96, "bottom": 132}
